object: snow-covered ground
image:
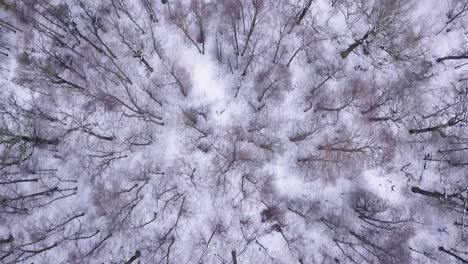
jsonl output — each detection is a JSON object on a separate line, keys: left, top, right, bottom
{"left": 1, "top": 0, "right": 468, "bottom": 263}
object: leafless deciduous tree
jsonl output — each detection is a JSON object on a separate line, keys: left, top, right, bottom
{"left": 2, "top": 0, "right": 468, "bottom": 263}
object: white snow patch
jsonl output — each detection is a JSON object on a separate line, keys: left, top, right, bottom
{"left": 362, "top": 169, "right": 406, "bottom": 204}
{"left": 180, "top": 49, "right": 226, "bottom": 103}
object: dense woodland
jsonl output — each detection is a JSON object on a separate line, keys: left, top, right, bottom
{"left": 1, "top": 0, "right": 468, "bottom": 263}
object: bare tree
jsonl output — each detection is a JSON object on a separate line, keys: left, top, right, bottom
{"left": 169, "top": 0, "right": 215, "bottom": 54}
{"left": 337, "top": 0, "right": 422, "bottom": 63}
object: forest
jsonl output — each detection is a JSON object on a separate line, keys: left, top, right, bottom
{"left": 1, "top": 0, "right": 468, "bottom": 263}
